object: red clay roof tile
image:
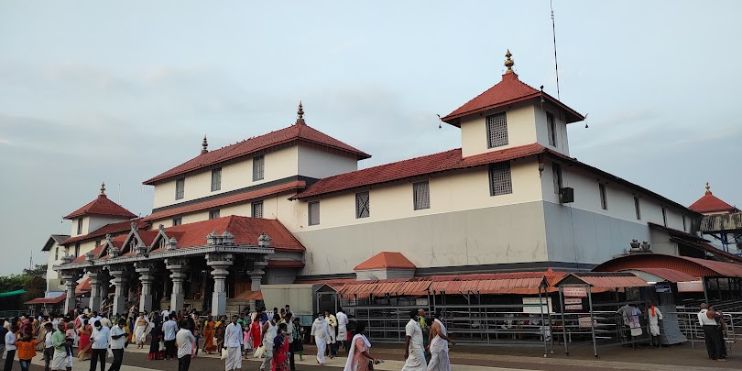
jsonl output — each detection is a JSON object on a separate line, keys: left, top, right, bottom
{"left": 143, "top": 123, "right": 370, "bottom": 185}
{"left": 61, "top": 219, "right": 149, "bottom": 246}
{"left": 64, "top": 194, "right": 137, "bottom": 219}
{"left": 689, "top": 188, "right": 737, "bottom": 214}
{"left": 354, "top": 252, "right": 416, "bottom": 270}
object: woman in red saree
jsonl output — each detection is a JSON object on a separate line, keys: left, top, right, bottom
{"left": 250, "top": 313, "right": 262, "bottom": 349}
{"left": 77, "top": 319, "right": 92, "bottom": 361}
{"left": 271, "top": 323, "right": 290, "bottom": 371}
{"left": 203, "top": 316, "right": 217, "bottom": 354}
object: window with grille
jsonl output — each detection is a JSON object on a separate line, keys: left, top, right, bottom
{"left": 413, "top": 181, "right": 430, "bottom": 210}
{"left": 251, "top": 201, "right": 264, "bottom": 218}
{"left": 634, "top": 196, "right": 641, "bottom": 220}
{"left": 209, "top": 209, "right": 220, "bottom": 220}
{"left": 662, "top": 207, "right": 667, "bottom": 227}
{"left": 77, "top": 218, "right": 83, "bottom": 235}
{"left": 486, "top": 113, "right": 508, "bottom": 148}
{"left": 356, "top": 191, "right": 370, "bottom": 218}
{"left": 211, "top": 168, "right": 222, "bottom": 191}
{"left": 74, "top": 243, "right": 80, "bottom": 257}
{"left": 488, "top": 162, "right": 512, "bottom": 196}
{"left": 55, "top": 247, "right": 59, "bottom": 261}
{"left": 599, "top": 183, "right": 608, "bottom": 210}
{"left": 308, "top": 201, "right": 320, "bottom": 225}
{"left": 547, "top": 112, "right": 557, "bottom": 147}
{"left": 682, "top": 215, "right": 687, "bottom": 231}
{"left": 172, "top": 217, "right": 182, "bottom": 226}
{"left": 253, "top": 155, "right": 265, "bottom": 181}
{"left": 175, "top": 178, "right": 185, "bottom": 200}
{"left": 552, "top": 164, "right": 562, "bottom": 194}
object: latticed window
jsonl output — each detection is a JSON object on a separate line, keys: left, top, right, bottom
{"left": 209, "top": 209, "right": 220, "bottom": 220}
{"left": 413, "top": 181, "right": 430, "bottom": 210}
{"left": 488, "top": 162, "right": 512, "bottom": 196}
{"left": 547, "top": 112, "right": 557, "bottom": 147}
{"left": 211, "top": 168, "right": 222, "bottom": 191}
{"left": 308, "top": 201, "right": 320, "bottom": 225}
{"left": 486, "top": 113, "right": 508, "bottom": 148}
{"left": 552, "top": 164, "right": 562, "bottom": 194}
{"left": 175, "top": 178, "right": 185, "bottom": 200}
{"left": 356, "top": 191, "right": 370, "bottom": 218}
{"left": 251, "top": 201, "right": 264, "bottom": 218}
{"left": 253, "top": 155, "right": 265, "bottom": 181}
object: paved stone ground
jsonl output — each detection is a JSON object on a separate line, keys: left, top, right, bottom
{"left": 12, "top": 340, "right": 741, "bottom": 371}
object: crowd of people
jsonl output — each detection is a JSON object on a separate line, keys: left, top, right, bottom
{"left": 0, "top": 305, "right": 454, "bottom": 371}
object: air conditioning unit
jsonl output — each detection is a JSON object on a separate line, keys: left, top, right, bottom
{"left": 559, "top": 187, "right": 574, "bottom": 203}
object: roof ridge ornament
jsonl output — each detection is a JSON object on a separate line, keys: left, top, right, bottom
{"left": 296, "top": 101, "right": 305, "bottom": 125}
{"left": 504, "top": 49, "right": 514, "bottom": 73}
{"left": 100, "top": 182, "right": 106, "bottom": 196}
{"left": 201, "top": 135, "right": 208, "bottom": 154}
{"left": 705, "top": 181, "right": 711, "bottom": 194}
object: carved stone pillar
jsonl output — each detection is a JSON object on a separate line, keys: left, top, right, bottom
{"left": 135, "top": 262, "right": 156, "bottom": 313}
{"left": 108, "top": 265, "right": 128, "bottom": 316}
{"left": 206, "top": 253, "right": 233, "bottom": 316}
{"left": 165, "top": 258, "right": 188, "bottom": 312}
{"left": 60, "top": 270, "right": 78, "bottom": 314}
{"left": 248, "top": 258, "right": 268, "bottom": 311}
{"left": 87, "top": 268, "right": 104, "bottom": 312}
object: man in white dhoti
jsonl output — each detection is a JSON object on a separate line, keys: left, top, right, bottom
{"left": 402, "top": 309, "right": 427, "bottom": 371}
{"left": 224, "top": 315, "right": 244, "bottom": 371}
{"left": 647, "top": 302, "right": 663, "bottom": 347}
{"left": 427, "top": 313, "right": 452, "bottom": 371}
{"left": 133, "top": 312, "right": 151, "bottom": 349}
{"left": 310, "top": 313, "right": 330, "bottom": 365}
{"left": 50, "top": 324, "right": 67, "bottom": 371}
{"left": 336, "top": 308, "right": 349, "bottom": 354}
{"left": 325, "top": 311, "right": 337, "bottom": 358}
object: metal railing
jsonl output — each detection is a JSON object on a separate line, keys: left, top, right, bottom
{"left": 671, "top": 311, "right": 740, "bottom": 350}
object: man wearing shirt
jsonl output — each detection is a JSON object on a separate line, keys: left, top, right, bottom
{"left": 42, "top": 322, "right": 54, "bottom": 371}
{"left": 4, "top": 323, "right": 18, "bottom": 371}
{"left": 89, "top": 320, "right": 110, "bottom": 371}
{"left": 336, "top": 309, "right": 348, "bottom": 355}
{"left": 163, "top": 314, "right": 179, "bottom": 360}
{"left": 176, "top": 320, "right": 196, "bottom": 371}
{"left": 108, "top": 319, "right": 127, "bottom": 371}
{"left": 402, "top": 309, "right": 427, "bottom": 371}
{"left": 224, "top": 315, "right": 243, "bottom": 371}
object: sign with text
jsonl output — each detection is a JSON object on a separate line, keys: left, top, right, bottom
{"left": 562, "top": 286, "right": 588, "bottom": 298}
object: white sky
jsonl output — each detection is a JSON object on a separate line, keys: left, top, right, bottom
{"left": 1, "top": 1, "right": 740, "bottom": 274}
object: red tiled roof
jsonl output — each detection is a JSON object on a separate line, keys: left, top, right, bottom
{"left": 689, "top": 187, "right": 737, "bottom": 214}
{"left": 25, "top": 294, "right": 66, "bottom": 305}
{"left": 594, "top": 253, "right": 742, "bottom": 279}
{"left": 76, "top": 276, "right": 91, "bottom": 294}
{"left": 144, "top": 181, "right": 305, "bottom": 221}
{"left": 555, "top": 272, "right": 650, "bottom": 289}
{"left": 441, "top": 71, "right": 584, "bottom": 126}
{"left": 338, "top": 278, "right": 431, "bottom": 298}
{"left": 64, "top": 194, "right": 137, "bottom": 219}
{"left": 620, "top": 267, "right": 697, "bottom": 283}
{"left": 62, "top": 219, "right": 149, "bottom": 246}
{"left": 143, "top": 122, "right": 370, "bottom": 185}
{"left": 295, "top": 143, "right": 547, "bottom": 199}
{"left": 354, "top": 252, "right": 416, "bottom": 270}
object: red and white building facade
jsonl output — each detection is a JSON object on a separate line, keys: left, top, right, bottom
{"left": 47, "top": 52, "right": 722, "bottom": 315}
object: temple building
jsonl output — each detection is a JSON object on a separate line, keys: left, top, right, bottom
{"left": 43, "top": 51, "right": 725, "bottom": 316}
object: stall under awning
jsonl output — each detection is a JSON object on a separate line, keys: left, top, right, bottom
{"left": 25, "top": 293, "right": 66, "bottom": 305}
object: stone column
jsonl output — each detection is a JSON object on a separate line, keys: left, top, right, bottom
{"left": 165, "top": 258, "right": 188, "bottom": 312}
{"left": 60, "top": 270, "right": 78, "bottom": 314}
{"left": 206, "top": 253, "right": 233, "bottom": 316}
{"left": 135, "top": 262, "right": 156, "bottom": 313}
{"left": 87, "top": 268, "right": 103, "bottom": 312}
{"left": 247, "top": 258, "right": 268, "bottom": 311}
{"left": 109, "top": 265, "right": 128, "bottom": 316}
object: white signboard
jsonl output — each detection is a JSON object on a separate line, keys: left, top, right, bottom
{"left": 522, "top": 297, "right": 552, "bottom": 314}
{"left": 677, "top": 280, "right": 704, "bottom": 293}
{"left": 563, "top": 286, "right": 588, "bottom": 298}
{"left": 564, "top": 298, "right": 582, "bottom": 305}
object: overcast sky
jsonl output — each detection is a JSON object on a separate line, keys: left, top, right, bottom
{"left": 1, "top": 1, "right": 740, "bottom": 275}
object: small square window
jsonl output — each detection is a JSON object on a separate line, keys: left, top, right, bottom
{"left": 175, "top": 178, "right": 185, "bottom": 200}
{"left": 209, "top": 209, "right": 220, "bottom": 220}
{"left": 253, "top": 155, "right": 265, "bottom": 181}
{"left": 251, "top": 201, "right": 264, "bottom": 218}
{"left": 413, "top": 181, "right": 430, "bottom": 210}
{"left": 489, "top": 162, "right": 512, "bottom": 196}
{"left": 172, "top": 217, "right": 182, "bottom": 226}
{"left": 486, "top": 113, "right": 508, "bottom": 148}
{"left": 308, "top": 201, "right": 320, "bottom": 226}
{"left": 356, "top": 192, "right": 370, "bottom": 218}
{"left": 211, "top": 168, "right": 222, "bottom": 191}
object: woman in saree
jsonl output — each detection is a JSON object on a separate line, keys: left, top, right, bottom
{"left": 76, "top": 319, "right": 92, "bottom": 361}
{"left": 271, "top": 323, "right": 290, "bottom": 371}
{"left": 251, "top": 312, "right": 262, "bottom": 350}
{"left": 133, "top": 313, "right": 151, "bottom": 349}
{"left": 343, "top": 322, "right": 380, "bottom": 371}
{"left": 203, "top": 315, "right": 217, "bottom": 354}
{"left": 147, "top": 315, "right": 163, "bottom": 360}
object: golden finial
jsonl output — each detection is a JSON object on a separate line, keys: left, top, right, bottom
{"left": 100, "top": 182, "right": 106, "bottom": 196}
{"left": 705, "top": 182, "right": 711, "bottom": 194}
{"left": 201, "top": 135, "right": 208, "bottom": 154}
{"left": 296, "top": 101, "right": 305, "bottom": 125}
{"left": 504, "top": 49, "right": 514, "bottom": 73}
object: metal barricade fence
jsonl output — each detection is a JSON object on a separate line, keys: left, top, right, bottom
{"left": 671, "top": 311, "right": 740, "bottom": 350}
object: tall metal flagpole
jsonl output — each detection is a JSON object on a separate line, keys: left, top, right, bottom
{"left": 550, "top": 0, "right": 561, "bottom": 100}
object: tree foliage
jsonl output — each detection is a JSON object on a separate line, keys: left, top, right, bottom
{"left": 0, "top": 264, "right": 48, "bottom": 310}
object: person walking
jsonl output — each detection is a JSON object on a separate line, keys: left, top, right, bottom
{"left": 88, "top": 320, "right": 109, "bottom": 371}
{"left": 163, "top": 314, "right": 179, "bottom": 360}
{"left": 77, "top": 319, "right": 92, "bottom": 361}
{"left": 647, "top": 302, "right": 663, "bottom": 347}
{"left": 310, "top": 313, "right": 329, "bottom": 366}
{"left": 336, "top": 308, "right": 349, "bottom": 355}
{"left": 271, "top": 323, "right": 290, "bottom": 371}
{"left": 147, "top": 315, "right": 163, "bottom": 360}
{"left": 15, "top": 332, "right": 37, "bottom": 371}
{"left": 175, "top": 320, "right": 196, "bottom": 371}
{"left": 343, "top": 322, "right": 380, "bottom": 371}
{"left": 4, "top": 323, "right": 18, "bottom": 371}
{"left": 42, "top": 322, "right": 54, "bottom": 371}
{"left": 259, "top": 315, "right": 278, "bottom": 371}
{"left": 283, "top": 313, "right": 295, "bottom": 371}
{"left": 50, "top": 323, "right": 67, "bottom": 371}
{"left": 402, "top": 310, "right": 426, "bottom": 371}
{"left": 325, "top": 311, "right": 337, "bottom": 358}
{"left": 108, "top": 319, "right": 127, "bottom": 371}
{"left": 133, "top": 313, "right": 150, "bottom": 349}
{"left": 426, "top": 313, "right": 452, "bottom": 371}
{"left": 224, "top": 315, "right": 244, "bottom": 371}
{"left": 698, "top": 304, "right": 724, "bottom": 361}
